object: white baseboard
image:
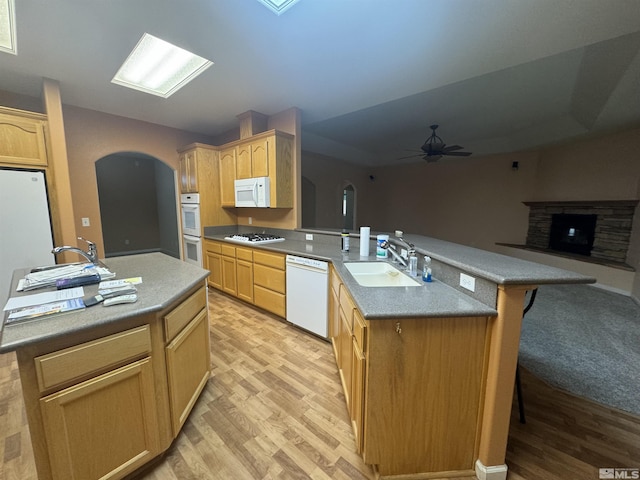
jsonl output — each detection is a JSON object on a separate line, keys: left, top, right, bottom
{"left": 475, "top": 460, "right": 508, "bottom": 480}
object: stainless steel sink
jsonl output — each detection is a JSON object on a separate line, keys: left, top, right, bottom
{"left": 343, "top": 262, "right": 421, "bottom": 287}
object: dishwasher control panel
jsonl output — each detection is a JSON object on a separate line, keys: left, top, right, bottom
{"left": 286, "top": 255, "right": 328, "bottom": 271}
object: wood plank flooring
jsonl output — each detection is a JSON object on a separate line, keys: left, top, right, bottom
{"left": 1, "top": 287, "right": 638, "bottom": 480}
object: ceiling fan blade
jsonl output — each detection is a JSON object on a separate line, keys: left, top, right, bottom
{"left": 443, "top": 151, "right": 472, "bottom": 156}
{"left": 397, "top": 153, "right": 424, "bottom": 160}
{"left": 442, "top": 144, "right": 464, "bottom": 152}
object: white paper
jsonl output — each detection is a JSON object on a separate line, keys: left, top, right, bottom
{"left": 3, "top": 287, "right": 85, "bottom": 311}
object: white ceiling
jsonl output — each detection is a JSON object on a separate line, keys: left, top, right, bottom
{"left": 1, "top": 0, "right": 639, "bottom": 166}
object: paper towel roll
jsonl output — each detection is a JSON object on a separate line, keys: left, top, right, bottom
{"left": 359, "top": 226, "right": 370, "bottom": 257}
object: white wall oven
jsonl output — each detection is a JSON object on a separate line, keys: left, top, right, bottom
{"left": 181, "top": 193, "right": 203, "bottom": 266}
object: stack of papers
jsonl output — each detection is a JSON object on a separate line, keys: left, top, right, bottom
{"left": 3, "top": 287, "right": 86, "bottom": 325}
{"left": 18, "top": 264, "right": 115, "bottom": 292}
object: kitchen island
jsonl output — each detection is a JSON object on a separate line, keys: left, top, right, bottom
{"left": 205, "top": 228, "right": 595, "bottom": 480}
{"left": 0, "top": 253, "right": 210, "bottom": 480}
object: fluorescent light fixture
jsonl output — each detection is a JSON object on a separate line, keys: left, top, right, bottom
{"left": 0, "top": 0, "right": 17, "bottom": 55}
{"left": 255, "top": 0, "right": 301, "bottom": 15}
{"left": 112, "top": 33, "right": 213, "bottom": 98}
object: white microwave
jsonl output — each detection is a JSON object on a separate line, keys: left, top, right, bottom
{"left": 234, "top": 177, "right": 270, "bottom": 208}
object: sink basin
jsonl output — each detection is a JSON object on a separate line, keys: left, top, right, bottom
{"left": 343, "top": 262, "right": 421, "bottom": 287}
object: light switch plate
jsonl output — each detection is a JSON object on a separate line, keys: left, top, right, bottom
{"left": 305, "top": 234, "right": 313, "bottom": 241}
{"left": 81, "top": 217, "right": 90, "bottom": 227}
{"left": 460, "top": 273, "right": 476, "bottom": 292}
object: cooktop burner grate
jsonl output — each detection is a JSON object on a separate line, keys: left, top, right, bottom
{"left": 224, "top": 233, "right": 285, "bottom": 244}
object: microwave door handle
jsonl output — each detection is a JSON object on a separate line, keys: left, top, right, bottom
{"left": 253, "top": 181, "right": 259, "bottom": 204}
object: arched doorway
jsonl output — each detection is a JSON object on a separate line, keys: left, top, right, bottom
{"left": 95, "top": 152, "right": 180, "bottom": 258}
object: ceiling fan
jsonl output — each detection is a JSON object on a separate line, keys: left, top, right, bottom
{"left": 399, "top": 124, "right": 472, "bottom": 162}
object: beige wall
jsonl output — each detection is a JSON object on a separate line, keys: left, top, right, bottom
{"left": 301, "top": 151, "right": 372, "bottom": 230}
{"left": 62, "top": 105, "right": 215, "bottom": 258}
{"left": 306, "top": 127, "right": 640, "bottom": 295}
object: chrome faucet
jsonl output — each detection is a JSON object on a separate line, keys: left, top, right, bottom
{"left": 52, "top": 237, "right": 99, "bottom": 265}
{"left": 380, "top": 230, "right": 417, "bottom": 272}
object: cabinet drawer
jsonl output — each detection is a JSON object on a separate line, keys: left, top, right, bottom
{"left": 236, "top": 247, "right": 253, "bottom": 262}
{"left": 353, "top": 309, "right": 367, "bottom": 352}
{"left": 205, "top": 241, "right": 222, "bottom": 254}
{"left": 253, "top": 250, "right": 285, "bottom": 270}
{"left": 35, "top": 325, "right": 151, "bottom": 392}
{"left": 221, "top": 244, "right": 236, "bottom": 257}
{"left": 254, "top": 264, "right": 285, "bottom": 293}
{"left": 254, "top": 285, "right": 286, "bottom": 317}
{"left": 165, "top": 287, "right": 207, "bottom": 342}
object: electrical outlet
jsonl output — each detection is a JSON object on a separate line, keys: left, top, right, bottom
{"left": 400, "top": 248, "right": 408, "bottom": 259}
{"left": 460, "top": 273, "right": 476, "bottom": 292}
{"left": 305, "top": 233, "right": 313, "bottom": 241}
{"left": 248, "top": 217, "right": 252, "bottom": 225}
{"left": 81, "top": 217, "right": 90, "bottom": 227}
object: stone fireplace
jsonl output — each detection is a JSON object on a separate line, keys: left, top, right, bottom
{"left": 524, "top": 200, "right": 637, "bottom": 265}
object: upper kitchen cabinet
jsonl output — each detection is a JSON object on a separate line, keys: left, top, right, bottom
{"left": 219, "top": 147, "right": 237, "bottom": 207}
{"left": 177, "top": 143, "right": 236, "bottom": 227}
{"left": 0, "top": 107, "right": 49, "bottom": 167}
{"left": 222, "top": 130, "right": 294, "bottom": 209}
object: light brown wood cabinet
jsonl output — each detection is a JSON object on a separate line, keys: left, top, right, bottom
{"left": 177, "top": 144, "right": 236, "bottom": 227}
{"left": 204, "top": 240, "right": 223, "bottom": 290}
{"left": 0, "top": 108, "right": 49, "bottom": 167}
{"left": 164, "top": 287, "right": 210, "bottom": 436}
{"left": 236, "top": 138, "right": 269, "bottom": 179}
{"left": 36, "top": 326, "right": 160, "bottom": 480}
{"left": 17, "top": 284, "right": 210, "bottom": 480}
{"left": 204, "top": 241, "right": 285, "bottom": 318}
{"left": 236, "top": 247, "right": 254, "bottom": 303}
{"left": 215, "top": 130, "right": 294, "bottom": 209}
{"left": 219, "top": 147, "right": 237, "bottom": 207}
{"left": 178, "top": 149, "right": 198, "bottom": 193}
{"left": 331, "top": 269, "right": 489, "bottom": 477}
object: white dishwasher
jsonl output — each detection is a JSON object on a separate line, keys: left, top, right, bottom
{"left": 286, "top": 255, "right": 329, "bottom": 338}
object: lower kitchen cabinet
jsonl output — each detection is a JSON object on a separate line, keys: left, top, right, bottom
{"left": 40, "top": 358, "right": 160, "bottom": 480}
{"left": 236, "top": 247, "right": 254, "bottom": 303}
{"left": 166, "top": 309, "right": 210, "bottom": 434}
{"left": 205, "top": 240, "right": 286, "bottom": 318}
{"left": 15, "top": 283, "right": 210, "bottom": 480}
{"left": 331, "top": 269, "right": 489, "bottom": 477}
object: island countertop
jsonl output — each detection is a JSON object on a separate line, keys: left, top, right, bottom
{"left": 204, "top": 229, "right": 595, "bottom": 319}
{"left": 0, "top": 252, "right": 209, "bottom": 353}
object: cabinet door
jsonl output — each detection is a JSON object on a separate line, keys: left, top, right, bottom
{"left": 0, "top": 113, "right": 48, "bottom": 166}
{"left": 351, "top": 339, "right": 366, "bottom": 454}
{"left": 222, "top": 255, "right": 237, "bottom": 296}
{"left": 206, "top": 252, "right": 222, "bottom": 290}
{"left": 251, "top": 139, "right": 269, "bottom": 177}
{"left": 40, "top": 358, "right": 160, "bottom": 480}
{"left": 236, "top": 259, "right": 254, "bottom": 303}
{"left": 236, "top": 143, "right": 252, "bottom": 179}
{"left": 329, "top": 286, "right": 340, "bottom": 360}
{"left": 179, "top": 150, "right": 197, "bottom": 193}
{"left": 219, "top": 147, "right": 236, "bottom": 206}
{"left": 338, "top": 306, "right": 353, "bottom": 410}
{"left": 166, "top": 309, "right": 211, "bottom": 435}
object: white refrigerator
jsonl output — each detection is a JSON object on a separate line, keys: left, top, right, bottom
{"left": 0, "top": 168, "right": 55, "bottom": 307}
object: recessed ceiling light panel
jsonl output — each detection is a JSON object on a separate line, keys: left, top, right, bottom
{"left": 256, "top": 0, "right": 301, "bottom": 15}
{"left": 112, "top": 33, "right": 213, "bottom": 98}
{"left": 0, "top": 0, "right": 17, "bottom": 55}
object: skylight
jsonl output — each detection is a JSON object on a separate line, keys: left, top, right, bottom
{"left": 111, "top": 33, "right": 213, "bottom": 98}
{"left": 0, "top": 0, "right": 17, "bottom": 55}
{"left": 255, "top": 0, "right": 301, "bottom": 15}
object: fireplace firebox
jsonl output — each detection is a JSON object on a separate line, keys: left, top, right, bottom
{"left": 548, "top": 213, "right": 597, "bottom": 256}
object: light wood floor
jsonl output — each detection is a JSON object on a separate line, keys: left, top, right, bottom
{"left": 1, "top": 288, "right": 639, "bottom": 480}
